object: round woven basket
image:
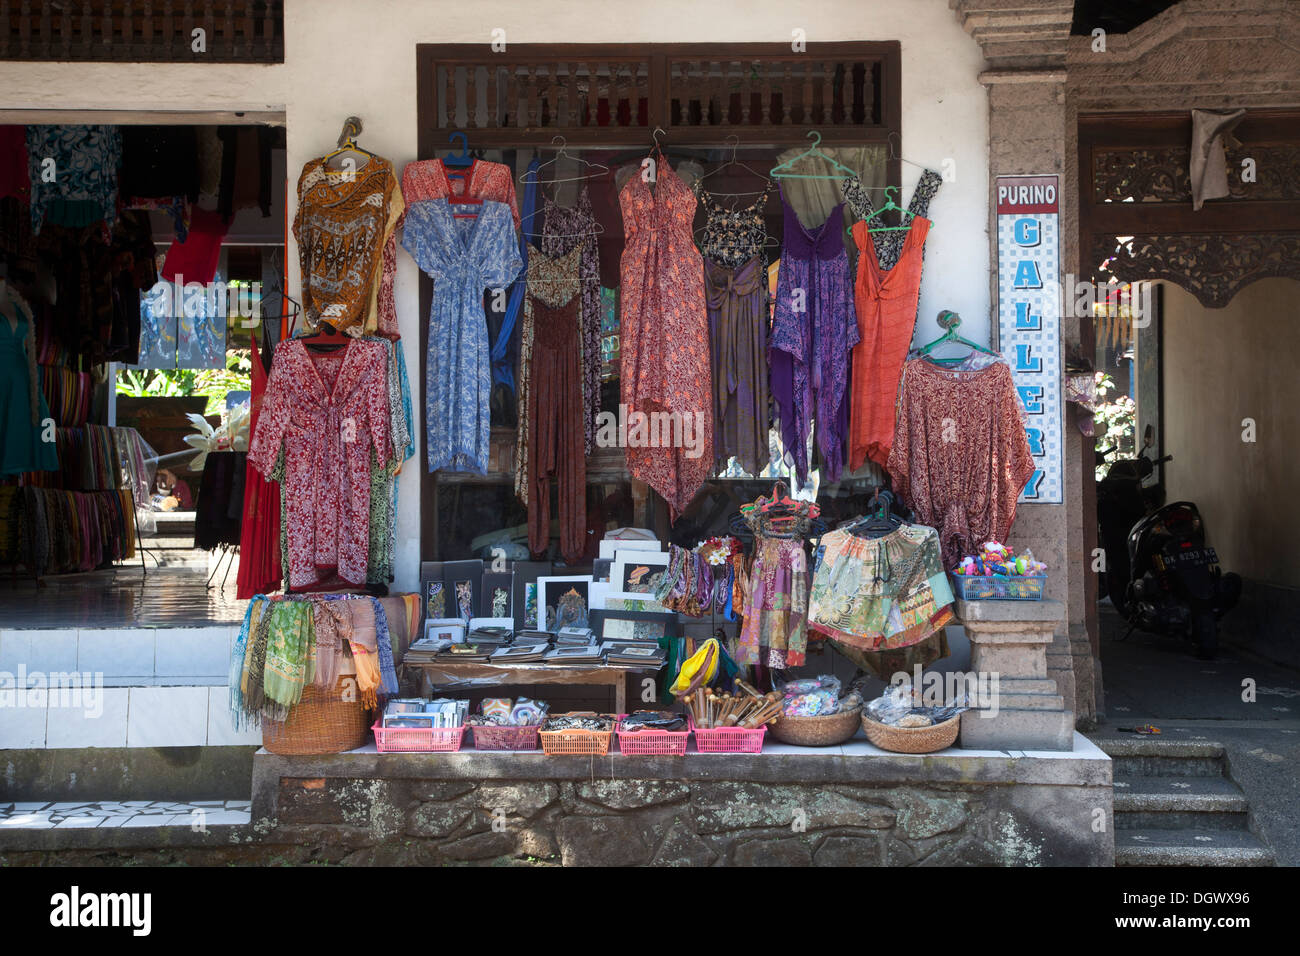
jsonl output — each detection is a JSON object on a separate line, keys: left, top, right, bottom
{"left": 768, "top": 704, "right": 863, "bottom": 747}
{"left": 262, "top": 677, "right": 371, "bottom": 755}
{"left": 861, "top": 713, "right": 960, "bottom": 754}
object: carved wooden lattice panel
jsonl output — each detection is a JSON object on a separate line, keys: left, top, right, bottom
{"left": 1093, "top": 144, "right": 1300, "bottom": 204}
{"left": 0, "top": 0, "right": 284, "bottom": 62}
{"left": 420, "top": 43, "right": 900, "bottom": 147}
{"left": 1096, "top": 231, "right": 1300, "bottom": 309}
{"left": 1079, "top": 110, "right": 1300, "bottom": 309}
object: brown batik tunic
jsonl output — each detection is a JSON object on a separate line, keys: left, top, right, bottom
{"left": 886, "top": 358, "right": 1035, "bottom": 569}
{"left": 523, "top": 244, "right": 586, "bottom": 562}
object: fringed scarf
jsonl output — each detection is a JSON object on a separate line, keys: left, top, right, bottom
{"left": 229, "top": 594, "right": 268, "bottom": 731}
{"left": 344, "top": 598, "right": 382, "bottom": 709}
{"left": 370, "top": 597, "right": 400, "bottom": 698}
{"left": 261, "top": 600, "right": 314, "bottom": 723}
{"left": 311, "top": 599, "right": 348, "bottom": 691}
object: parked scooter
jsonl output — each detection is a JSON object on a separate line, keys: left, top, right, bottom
{"left": 1096, "top": 426, "right": 1240, "bottom": 659}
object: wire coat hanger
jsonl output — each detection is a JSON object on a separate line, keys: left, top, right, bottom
{"left": 522, "top": 135, "right": 610, "bottom": 186}
{"left": 697, "top": 134, "right": 771, "bottom": 199}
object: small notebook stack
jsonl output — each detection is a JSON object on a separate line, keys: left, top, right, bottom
{"left": 605, "top": 644, "right": 668, "bottom": 666}
{"left": 544, "top": 645, "right": 603, "bottom": 664}
{"left": 556, "top": 626, "right": 595, "bottom": 646}
{"left": 404, "top": 638, "right": 451, "bottom": 664}
{"left": 490, "top": 643, "right": 549, "bottom": 663}
{"left": 466, "top": 626, "right": 514, "bottom": 650}
{"left": 435, "top": 643, "right": 492, "bottom": 662}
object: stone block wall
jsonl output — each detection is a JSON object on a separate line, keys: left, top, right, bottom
{"left": 252, "top": 747, "right": 1113, "bottom": 866}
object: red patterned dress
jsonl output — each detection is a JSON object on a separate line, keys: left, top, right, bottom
{"left": 618, "top": 156, "right": 713, "bottom": 520}
{"left": 249, "top": 339, "right": 391, "bottom": 589}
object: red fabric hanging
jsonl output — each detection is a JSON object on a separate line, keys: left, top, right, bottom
{"left": 236, "top": 335, "right": 283, "bottom": 598}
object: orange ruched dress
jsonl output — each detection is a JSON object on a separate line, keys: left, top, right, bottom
{"left": 848, "top": 216, "right": 930, "bottom": 471}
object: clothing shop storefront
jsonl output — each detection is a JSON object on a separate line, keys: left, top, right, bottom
{"left": 0, "top": 0, "right": 1141, "bottom": 867}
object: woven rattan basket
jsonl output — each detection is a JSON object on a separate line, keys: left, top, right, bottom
{"left": 262, "top": 677, "right": 371, "bottom": 755}
{"left": 861, "top": 713, "right": 960, "bottom": 754}
{"left": 768, "top": 704, "right": 862, "bottom": 747}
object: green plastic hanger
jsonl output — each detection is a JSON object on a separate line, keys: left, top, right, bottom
{"left": 769, "top": 131, "right": 858, "bottom": 180}
{"left": 865, "top": 185, "right": 916, "bottom": 233}
{"left": 917, "top": 310, "right": 998, "bottom": 366}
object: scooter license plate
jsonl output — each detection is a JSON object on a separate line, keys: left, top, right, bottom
{"left": 1158, "top": 547, "right": 1218, "bottom": 570}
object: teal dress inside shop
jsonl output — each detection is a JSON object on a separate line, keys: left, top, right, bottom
{"left": 0, "top": 299, "right": 59, "bottom": 476}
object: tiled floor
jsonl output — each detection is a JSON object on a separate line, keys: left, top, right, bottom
{"left": 0, "top": 800, "right": 251, "bottom": 829}
{"left": 0, "top": 565, "right": 246, "bottom": 629}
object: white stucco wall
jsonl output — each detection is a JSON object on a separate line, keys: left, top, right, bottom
{"left": 0, "top": 0, "right": 989, "bottom": 593}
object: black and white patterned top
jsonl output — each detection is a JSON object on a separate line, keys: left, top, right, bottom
{"left": 841, "top": 169, "right": 943, "bottom": 271}
{"left": 697, "top": 183, "right": 772, "bottom": 269}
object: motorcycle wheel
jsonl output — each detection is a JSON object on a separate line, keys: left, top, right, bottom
{"left": 1192, "top": 609, "right": 1218, "bottom": 660}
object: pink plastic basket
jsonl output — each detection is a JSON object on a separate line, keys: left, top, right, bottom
{"left": 372, "top": 721, "right": 465, "bottom": 753}
{"left": 616, "top": 714, "right": 690, "bottom": 755}
{"left": 688, "top": 715, "right": 767, "bottom": 753}
{"left": 470, "top": 723, "right": 542, "bottom": 751}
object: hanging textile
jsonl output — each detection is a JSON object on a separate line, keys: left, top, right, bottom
{"left": 842, "top": 169, "right": 942, "bottom": 273}
{"left": 734, "top": 487, "right": 818, "bottom": 669}
{"left": 886, "top": 358, "right": 1035, "bottom": 569}
{"left": 294, "top": 154, "right": 403, "bottom": 338}
{"left": 26, "top": 125, "right": 122, "bottom": 236}
{"left": 770, "top": 189, "right": 856, "bottom": 483}
{"left": 494, "top": 156, "right": 540, "bottom": 392}
{"left": 806, "top": 524, "right": 954, "bottom": 672}
{"left": 524, "top": 244, "right": 586, "bottom": 562}
{"left": 541, "top": 184, "right": 602, "bottom": 454}
{"left": 698, "top": 184, "right": 772, "bottom": 475}
{"left": 217, "top": 126, "right": 274, "bottom": 221}
{"left": 847, "top": 215, "right": 931, "bottom": 471}
{"left": 618, "top": 156, "right": 713, "bottom": 520}
{"left": 248, "top": 338, "right": 392, "bottom": 590}
{"left": 402, "top": 197, "right": 522, "bottom": 475}
{"left": 0, "top": 284, "right": 59, "bottom": 476}
{"left": 236, "top": 335, "right": 283, "bottom": 599}
{"left": 513, "top": 198, "right": 583, "bottom": 507}
{"left": 161, "top": 207, "right": 228, "bottom": 286}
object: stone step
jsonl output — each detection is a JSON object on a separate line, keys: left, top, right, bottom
{"left": 1094, "top": 738, "right": 1226, "bottom": 778}
{"left": 1115, "top": 828, "right": 1275, "bottom": 867}
{"left": 994, "top": 693, "right": 1067, "bottom": 711}
{"left": 1113, "top": 775, "right": 1249, "bottom": 830}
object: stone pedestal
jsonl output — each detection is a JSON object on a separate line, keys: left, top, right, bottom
{"left": 957, "top": 599, "right": 1075, "bottom": 751}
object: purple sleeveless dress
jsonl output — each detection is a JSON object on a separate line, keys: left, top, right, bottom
{"left": 769, "top": 190, "right": 858, "bottom": 482}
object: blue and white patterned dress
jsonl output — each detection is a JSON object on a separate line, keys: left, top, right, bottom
{"left": 25, "top": 125, "right": 123, "bottom": 235}
{"left": 402, "top": 198, "right": 521, "bottom": 474}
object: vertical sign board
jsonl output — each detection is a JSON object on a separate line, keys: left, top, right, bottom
{"left": 996, "top": 175, "right": 1062, "bottom": 504}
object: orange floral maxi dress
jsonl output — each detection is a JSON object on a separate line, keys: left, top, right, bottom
{"left": 618, "top": 157, "right": 714, "bottom": 520}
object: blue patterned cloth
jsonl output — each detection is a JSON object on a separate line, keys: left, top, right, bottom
{"left": 402, "top": 198, "right": 521, "bottom": 474}
{"left": 26, "top": 125, "right": 123, "bottom": 235}
{"left": 493, "top": 157, "right": 541, "bottom": 390}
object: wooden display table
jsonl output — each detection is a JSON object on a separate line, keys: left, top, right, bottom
{"left": 409, "top": 660, "right": 665, "bottom": 715}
